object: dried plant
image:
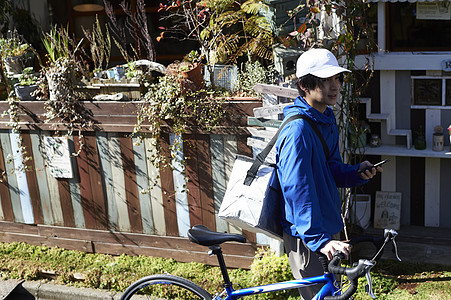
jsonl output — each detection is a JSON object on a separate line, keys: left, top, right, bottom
{"left": 103, "top": 0, "right": 155, "bottom": 62}
{"left": 82, "top": 16, "right": 111, "bottom": 71}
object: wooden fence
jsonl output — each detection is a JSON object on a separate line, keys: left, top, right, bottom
{"left": 0, "top": 99, "right": 262, "bottom": 269}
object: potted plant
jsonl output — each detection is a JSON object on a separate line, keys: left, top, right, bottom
{"left": 14, "top": 66, "right": 39, "bottom": 100}
{"left": 348, "top": 119, "right": 370, "bottom": 149}
{"left": 0, "top": 30, "right": 33, "bottom": 75}
{"left": 40, "top": 25, "right": 91, "bottom": 153}
{"left": 42, "top": 25, "right": 84, "bottom": 101}
{"left": 165, "top": 61, "right": 204, "bottom": 93}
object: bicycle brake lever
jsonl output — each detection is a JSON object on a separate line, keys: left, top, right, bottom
{"left": 364, "top": 261, "right": 376, "bottom": 299}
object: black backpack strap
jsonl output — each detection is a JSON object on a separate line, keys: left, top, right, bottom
{"left": 244, "top": 114, "right": 329, "bottom": 186}
{"left": 301, "top": 116, "right": 330, "bottom": 159}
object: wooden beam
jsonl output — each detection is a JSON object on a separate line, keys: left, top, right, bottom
{"left": 253, "top": 84, "right": 299, "bottom": 99}
{"left": 0, "top": 221, "right": 258, "bottom": 269}
{"left": 247, "top": 117, "right": 282, "bottom": 128}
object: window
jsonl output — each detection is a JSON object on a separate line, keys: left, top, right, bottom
{"left": 412, "top": 77, "right": 451, "bottom": 107}
{"left": 388, "top": 3, "right": 451, "bottom": 51}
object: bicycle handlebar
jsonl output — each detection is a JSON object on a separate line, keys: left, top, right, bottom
{"left": 320, "top": 229, "right": 400, "bottom": 300}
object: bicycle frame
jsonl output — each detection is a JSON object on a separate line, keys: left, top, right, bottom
{"left": 216, "top": 272, "right": 338, "bottom": 300}
{"left": 187, "top": 226, "right": 401, "bottom": 300}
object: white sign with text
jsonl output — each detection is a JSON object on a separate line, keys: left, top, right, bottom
{"left": 374, "top": 191, "right": 401, "bottom": 230}
{"left": 44, "top": 136, "right": 73, "bottom": 178}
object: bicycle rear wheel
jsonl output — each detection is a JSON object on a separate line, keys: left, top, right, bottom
{"left": 120, "top": 274, "right": 213, "bottom": 300}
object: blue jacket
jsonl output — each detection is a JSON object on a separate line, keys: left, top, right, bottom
{"left": 275, "top": 96, "right": 367, "bottom": 252}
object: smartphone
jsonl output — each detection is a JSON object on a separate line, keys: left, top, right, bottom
{"left": 358, "top": 158, "right": 391, "bottom": 174}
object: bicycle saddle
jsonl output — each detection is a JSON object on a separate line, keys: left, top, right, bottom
{"left": 188, "top": 225, "right": 246, "bottom": 246}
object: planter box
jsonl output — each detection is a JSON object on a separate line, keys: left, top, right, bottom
{"left": 0, "top": 98, "right": 261, "bottom": 132}
{"left": 75, "top": 82, "right": 142, "bottom": 100}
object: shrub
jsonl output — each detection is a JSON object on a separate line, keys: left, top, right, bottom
{"left": 248, "top": 247, "right": 298, "bottom": 299}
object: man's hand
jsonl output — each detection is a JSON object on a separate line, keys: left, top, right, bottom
{"left": 358, "top": 160, "right": 383, "bottom": 180}
{"left": 320, "top": 240, "right": 351, "bottom": 260}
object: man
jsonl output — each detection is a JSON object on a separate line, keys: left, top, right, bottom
{"left": 276, "top": 48, "right": 382, "bottom": 299}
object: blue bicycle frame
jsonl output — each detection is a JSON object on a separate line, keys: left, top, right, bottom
{"left": 217, "top": 272, "right": 338, "bottom": 300}
{"left": 186, "top": 225, "right": 385, "bottom": 300}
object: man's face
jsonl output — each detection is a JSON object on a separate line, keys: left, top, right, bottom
{"left": 303, "top": 74, "right": 342, "bottom": 112}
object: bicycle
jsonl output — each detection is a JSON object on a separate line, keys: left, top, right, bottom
{"left": 120, "top": 225, "right": 401, "bottom": 300}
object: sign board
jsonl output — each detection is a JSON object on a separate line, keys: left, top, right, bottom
{"left": 442, "top": 59, "right": 451, "bottom": 72}
{"left": 44, "top": 136, "right": 73, "bottom": 178}
{"left": 373, "top": 191, "right": 401, "bottom": 230}
{"left": 417, "top": 2, "right": 451, "bottom": 20}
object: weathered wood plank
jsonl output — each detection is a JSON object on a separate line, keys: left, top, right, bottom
{"left": 210, "top": 134, "right": 229, "bottom": 233}
{"left": 144, "top": 137, "right": 165, "bottom": 235}
{"left": 246, "top": 127, "right": 277, "bottom": 140}
{"left": 0, "top": 101, "right": 261, "bottom": 133}
{"left": 85, "top": 134, "right": 107, "bottom": 230}
{"left": 0, "top": 131, "right": 13, "bottom": 222}
{"left": 184, "top": 134, "right": 202, "bottom": 228}
{"left": 96, "top": 132, "right": 117, "bottom": 230}
{"left": 0, "top": 220, "right": 39, "bottom": 234}
{"left": 34, "top": 223, "right": 258, "bottom": 257}
{"left": 9, "top": 131, "right": 34, "bottom": 224}
{"left": 93, "top": 241, "right": 254, "bottom": 269}
{"left": 170, "top": 133, "right": 189, "bottom": 237}
{"left": 197, "top": 134, "right": 216, "bottom": 231}
{"left": 41, "top": 132, "right": 64, "bottom": 226}
{"left": 160, "top": 133, "right": 178, "bottom": 236}
{"left": 75, "top": 135, "right": 96, "bottom": 229}
{"left": 247, "top": 117, "right": 282, "bottom": 128}
{"left": 67, "top": 136, "right": 85, "bottom": 229}
{"left": 57, "top": 179, "right": 75, "bottom": 227}
{"left": 29, "top": 131, "right": 53, "bottom": 225}
{"left": 108, "top": 133, "right": 130, "bottom": 232}
{"left": 133, "top": 137, "right": 154, "bottom": 234}
{"left": 252, "top": 103, "right": 291, "bottom": 118}
{"left": 120, "top": 135, "right": 143, "bottom": 233}
{"left": 253, "top": 83, "right": 299, "bottom": 99}
{"left": 21, "top": 132, "right": 43, "bottom": 225}
{"left": 0, "top": 131, "right": 24, "bottom": 223}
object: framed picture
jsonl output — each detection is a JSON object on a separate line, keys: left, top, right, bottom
{"left": 413, "top": 79, "right": 442, "bottom": 105}
{"left": 374, "top": 191, "right": 401, "bottom": 230}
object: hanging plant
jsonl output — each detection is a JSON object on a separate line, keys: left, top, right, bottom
{"left": 39, "top": 25, "right": 91, "bottom": 156}
{"left": 133, "top": 74, "right": 226, "bottom": 172}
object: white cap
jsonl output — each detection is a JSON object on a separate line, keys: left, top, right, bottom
{"left": 296, "top": 48, "right": 350, "bottom": 78}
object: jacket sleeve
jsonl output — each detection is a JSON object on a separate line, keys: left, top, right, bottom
{"left": 277, "top": 122, "right": 330, "bottom": 252}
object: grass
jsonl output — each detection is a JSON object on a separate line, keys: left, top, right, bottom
{"left": 0, "top": 241, "right": 450, "bottom": 299}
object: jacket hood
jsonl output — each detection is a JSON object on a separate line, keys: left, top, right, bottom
{"left": 283, "top": 96, "right": 336, "bottom": 126}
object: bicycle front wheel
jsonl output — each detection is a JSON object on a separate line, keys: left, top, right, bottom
{"left": 120, "top": 274, "right": 213, "bottom": 300}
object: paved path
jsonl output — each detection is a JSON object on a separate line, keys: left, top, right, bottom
{"left": 3, "top": 280, "right": 123, "bottom": 300}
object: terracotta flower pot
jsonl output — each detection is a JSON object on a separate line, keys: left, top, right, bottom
{"left": 181, "top": 63, "right": 204, "bottom": 89}
{"left": 166, "top": 62, "right": 205, "bottom": 93}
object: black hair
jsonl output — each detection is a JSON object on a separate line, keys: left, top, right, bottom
{"left": 296, "top": 73, "right": 344, "bottom": 97}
